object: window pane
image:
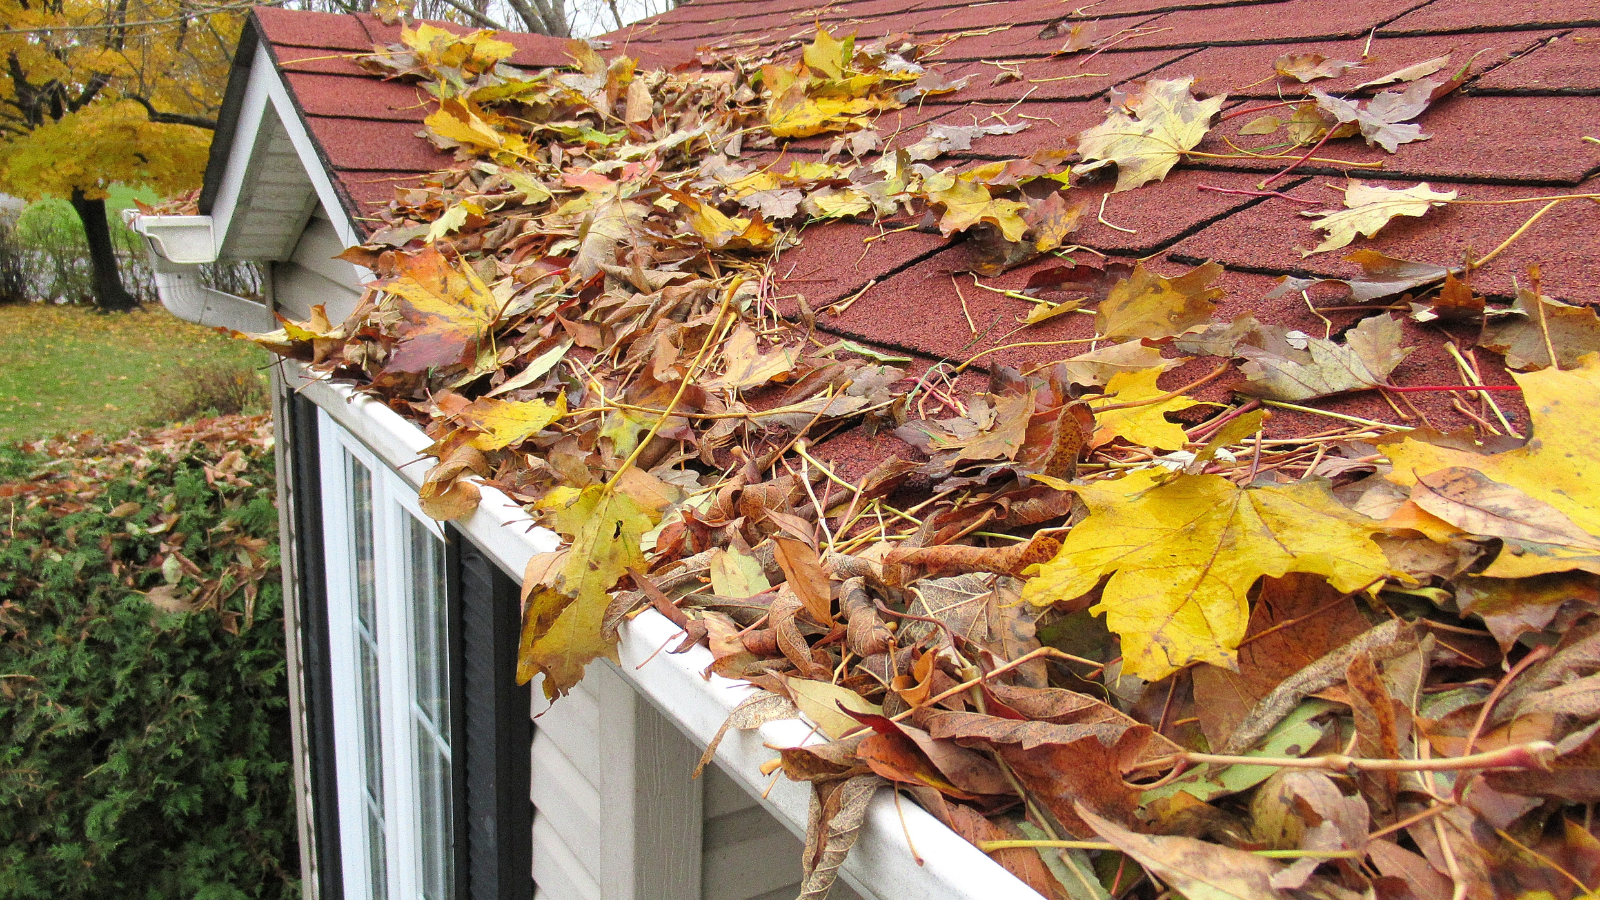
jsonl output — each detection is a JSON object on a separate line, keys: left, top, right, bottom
{"left": 409, "top": 520, "right": 450, "bottom": 732}
{"left": 416, "top": 728, "right": 452, "bottom": 900}
{"left": 407, "top": 516, "right": 453, "bottom": 900}
{"left": 366, "top": 805, "right": 389, "bottom": 900}
{"left": 351, "top": 462, "right": 378, "bottom": 636}
{"left": 347, "top": 455, "right": 388, "bottom": 899}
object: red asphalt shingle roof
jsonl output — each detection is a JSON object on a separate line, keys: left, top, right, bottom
{"left": 246, "top": 0, "right": 1600, "bottom": 471}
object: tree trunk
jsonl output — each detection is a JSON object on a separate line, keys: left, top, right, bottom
{"left": 69, "top": 189, "right": 138, "bottom": 311}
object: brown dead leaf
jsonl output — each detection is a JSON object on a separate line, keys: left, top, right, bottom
{"left": 884, "top": 533, "right": 1061, "bottom": 579}
{"left": 1235, "top": 314, "right": 1411, "bottom": 402}
{"left": 382, "top": 246, "right": 504, "bottom": 375}
{"left": 799, "top": 775, "right": 880, "bottom": 900}
{"left": 418, "top": 442, "right": 488, "bottom": 520}
{"left": 1455, "top": 572, "right": 1600, "bottom": 652}
{"left": 1095, "top": 261, "right": 1222, "bottom": 342}
{"left": 1078, "top": 805, "right": 1363, "bottom": 900}
{"left": 1481, "top": 284, "right": 1600, "bottom": 372}
{"left": 774, "top": 536, "right": 834, "bottom": 625}
{"left": 931, "top": 710, "right": 1155, "bottom": 836}
{"left": 1274, "top": 52, "right": 1361, "bottom": 82}
{"left": 1346, "top": 652, "right": 1401, "bottom": 820}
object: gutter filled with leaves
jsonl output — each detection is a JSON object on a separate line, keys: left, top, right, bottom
{"left": 242, "top": 22, "right": 1600, "bottom": 900}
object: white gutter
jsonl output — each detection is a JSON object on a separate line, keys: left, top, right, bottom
{"left": 123, "top": 211, "right": 276, "bottom": 332}
{"left": 284, "top": 362, "right": 1043, "bottom": 900}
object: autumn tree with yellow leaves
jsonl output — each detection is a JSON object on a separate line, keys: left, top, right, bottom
{"left": 0, "top": 0, "right": 242, "bottom": 309}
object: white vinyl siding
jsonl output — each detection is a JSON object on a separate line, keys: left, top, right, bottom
{"left": 701, "top": 766, "right": 865, "bottom": 900}
{"left": 273, "top": 210, "right": 363, "bottom": 323}
{"left": 528, "top": 664, "right": 702, "bottom": 900}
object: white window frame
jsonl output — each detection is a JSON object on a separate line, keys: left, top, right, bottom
{"left": 319, "top": 409, "right": 453, "bottom": 900}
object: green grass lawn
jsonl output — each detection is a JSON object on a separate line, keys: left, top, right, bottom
{"left": 0, "top": 303, "right": 270, "bottom": 443}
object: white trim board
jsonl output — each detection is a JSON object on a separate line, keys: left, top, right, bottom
{"left": 208, "top": 42, "right": 372, "bottom": 279}
{"left": 285, "top": 360, "right": 1042, "bottom": 900}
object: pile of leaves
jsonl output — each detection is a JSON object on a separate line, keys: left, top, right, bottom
{"left": 0, "top": 415, "right": 296, "bottom": 900}
{"left": 253, "top": 22, "right": 1600, "bottom": 900}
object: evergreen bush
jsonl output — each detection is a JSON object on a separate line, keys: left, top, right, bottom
{"left": 0, "top": 416, "right": 298, "bottom": 900}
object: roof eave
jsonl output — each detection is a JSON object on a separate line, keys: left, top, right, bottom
{"left": 198, "top": 15, "right": 262, "bottom": 217}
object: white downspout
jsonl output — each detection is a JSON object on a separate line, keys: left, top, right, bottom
{"left": 122, "top": 211, "right": 276, "bottom": 332}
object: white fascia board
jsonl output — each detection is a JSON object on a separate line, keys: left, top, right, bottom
{"left": 208, "top": 43, "right": 373, "bottom": 282}
{"left": 284, "top": 359, "right": 1042, "bottom": 900}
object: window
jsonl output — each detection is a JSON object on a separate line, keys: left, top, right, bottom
{"left": 319, "top": 413, "right": 459, "bottom": 900}
{"left": 407, "top": 516, "right": 453, "bottom": 900}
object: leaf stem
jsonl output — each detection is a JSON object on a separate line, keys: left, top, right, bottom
{"left": 955, "top": 337, "right": 1099, "bottom": 373}
{"left": 1129, "top": 740, "right": 1557, "bottom": 775}
{"left": 1181, "top": 148, "right": 1383, "bottom": 168}
{"left": 1089, "top": 362, "right": 1232, "bottom": 413}
{"left": 605, "top": 281, "right": 738, "bottom": 489}
{"left": 977, "top": 840, "right": 1364, "bottom": 859}
{"left": 1218, "top": 99, "right": 1303, "bottom": 122}
{"left": 1195, "top": 184, "right": 1319, "bottom": 204}
{"left": 1381, "top": 384, "right": 1521, "bottom": 393}
{"left": 1260, "top": 126, "right": 1333, "bottom": 187}
{"left": 1471, "top": 198, "right": 1568, "bottom": 271}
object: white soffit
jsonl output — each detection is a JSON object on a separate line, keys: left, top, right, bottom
{"left": 209, "top": 42, "right": 367, "bottom": 271}
{"left": 287, "top": 361, "right": 1041, "bottom": 900}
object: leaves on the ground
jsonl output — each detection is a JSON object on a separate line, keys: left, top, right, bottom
{"left": 1234, "top": 314, "right": 1412, "bottom": 401}
{"left": 1077, "top": 77, "right": 1227, "bottom": 192}
{"left": 1303, "top": 180, "right": 1457, "bottom": 254}
{"left": 1023, "top": 468, "right": 1390, "bottom": 679}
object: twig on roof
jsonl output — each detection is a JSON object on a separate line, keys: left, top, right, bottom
{"left": 1096, "top": 194, "right": 1136, "bottom": 234}
{"left": 951, "top": 274, "right": 977, "bottom": 335}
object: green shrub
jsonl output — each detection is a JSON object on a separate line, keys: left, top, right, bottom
{"left": 0, "top": 215, "right": 25, "bottom": 306}
{"left": 147, "top": 360, "right": 272, "bottom": 426}
{"left": 8, "top": 190, "right": 265, "bottom": 307}
{"left": 0, "top": 416, "right": 299, "bottom": 900}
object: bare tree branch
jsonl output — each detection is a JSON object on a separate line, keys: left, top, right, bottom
{"left": 128, "top": 95, "right": 218, "bottom": 129}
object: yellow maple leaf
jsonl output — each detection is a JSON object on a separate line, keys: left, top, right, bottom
{"left": 460, "top": 393, "right": 568, "bottom": 450}
{"left": 1091, "top": 367, "right": 1198, "bottom": 451}
{"left": 425, "top": 99, "right": 529, "bottom": 161}
{"left": 1077, "top": 77, "right": 1226, "bottom": 192}
{"left": 1302, "top": 180, "right": 1456, "bottom": 255}
{"left": 801, "top": 27, "right": 850, "bottom": 79}
{"left": 705, "top": 325, "right": 798, "bottom": 391}
{"left": 382, "top": 246, "right": 504, "bottom": 374}
{"left": 767, "top": 94, "right": 891, "bottom": 138}
{"left": 1384, "top": 355, "right": 1600, "bottom": 578}
{"left": 403, "top": 22, "right": 514, "bottom": 72}
{"left": 928, "top": 180, "right": 1029, "bottom": 242}
{"left": 519, "top": 484, "right": 658, "bottom": 698}
{"left": 678, "top": 193, "right": 777, "bottom": 250}
{"left": 1022, "top": 469, "right": 1390, "bottom": 680}
{"left": 1095, "top": 261, "right": 1223, "bottom": 342}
